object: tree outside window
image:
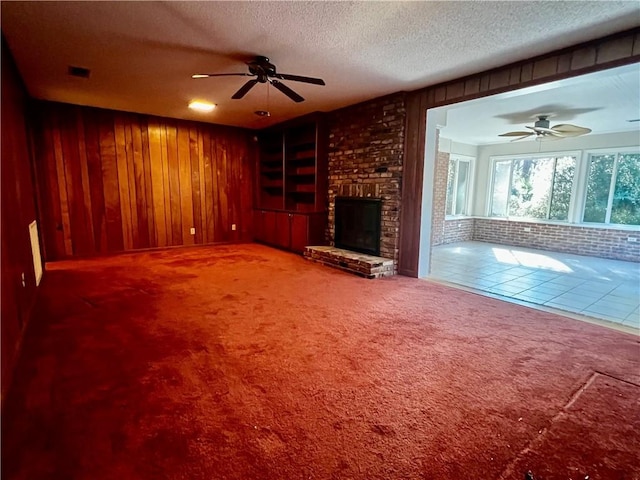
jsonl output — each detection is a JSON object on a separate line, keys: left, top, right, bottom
{"left": 584, "top": 152, "right": 640, "bottom": 225}
{"left": 445, "top": 158, "right": 471, "bottom": 216}
{"left": 490, "top": 155, "right": 576, "bottom": 221}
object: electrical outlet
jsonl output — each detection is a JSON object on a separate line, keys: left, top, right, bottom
{"left": 628, "top": 236, "right": 638, "bottom": 243}
{"left": 190, "top": 227, "right": 196, "bottom": 235}
{"left": 231, "top": 224, "right": 237, "bottom": 231}
{"left": 523, "top": 227, "right": 531, "bottom": 232}
{"left": 21, "top": 272, "right": 26, "bottom": 287}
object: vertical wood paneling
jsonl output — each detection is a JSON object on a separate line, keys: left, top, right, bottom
{"left": 140, "top": 118, "right": 156, "bottom": 249}
{"left": 38, "top": 109, "right": 65, "bottom": 258}
{"left": 215, "top": 140, "right": 229, "bottom": 242}
{"left": 60, "top": 109, "right": 91, "bottom": 256}
{"left": 177, "top": 126, "right": 194, "bottom": 245}
{"left": 203, "top": 132, "right": 215, "bottom": 242}
{"left": 205, "top": 131, "right": 217, "bottom": 242}
{"left": 34, "top": 102, "right": 254, "bottom": 259}
{"left": 83, "top": 113, "right": 108, "bottom": 253}
{"left": 131, "top": 117, "right": 149, "bottom": 248}
{"left": 189, "top": 127, "right": 203, "bottom": 244}
{"left": 98, "top": 112, "right": 124, "bottom": 252}
{"left": 167, "top": 122, "right": 183, "bottom": 245}
{"left": 158, "top": 123, "right": 170, "bottom": 245}
{"left": 51, "top": 115, "right": 73, "bottom": 255}
{"left": 75, "top": 109, "right": 95, "bottom": 251}
{"left": 123, "top": 120, "right": 139, "bottom": 249}
{"left": 229, "top": 138, "right": 240, "bottom": 241}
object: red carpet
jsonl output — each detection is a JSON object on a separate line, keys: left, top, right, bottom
{"left": 2, "top": 244, "right": 639, "bottom": 479}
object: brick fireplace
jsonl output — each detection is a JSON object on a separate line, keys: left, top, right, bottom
{"left": 325, "top": 93, "right": 406, "bottom": 272}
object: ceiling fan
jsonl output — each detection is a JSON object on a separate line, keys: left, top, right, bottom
{"left": 192, "top": 55, "right": 325, "bottom": 103}
{"left": 499, "top": 115, "right": 592, "bottom": 142}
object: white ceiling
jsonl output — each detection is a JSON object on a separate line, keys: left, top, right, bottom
{"left": 439, "top": 63, "right": 640, "bottom": 146}
{"left": 2, "top": 1, "right": 639, "bottom": 129}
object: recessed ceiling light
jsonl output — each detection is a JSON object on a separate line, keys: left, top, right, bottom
{"left": 188, "top": 101, "right": 216, "bottom": 112}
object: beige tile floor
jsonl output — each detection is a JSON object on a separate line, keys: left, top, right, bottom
{"left": 429, "top": 241, "right": 639, "bottom": 331}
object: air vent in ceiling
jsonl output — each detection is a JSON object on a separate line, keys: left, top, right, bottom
{"left": 68, "top": 66, "right": 91, "bottom": 78}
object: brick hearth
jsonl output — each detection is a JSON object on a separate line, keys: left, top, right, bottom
{"left": 304, "top": 246, "right": 395, "bottom": 279}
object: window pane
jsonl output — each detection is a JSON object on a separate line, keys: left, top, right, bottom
{"left": 508, "top": 158, "right": 554, "bottom": 219}
{"left": 584, "top": 155, "right": 614, "bottom": 223}
{"left": 491, "top": 161, "right": 511, "bottom": 217}
{"left": 549, "top": 156, "right": 576, "bottom": 221}
{"left": 455, "top": 161, "right": 469, "bottom": 215}
{"left": 445, "top": 159, "right": 456, "bottom": 215}
{"left": 611, "top": 153, "right": 640, "bottom": 225}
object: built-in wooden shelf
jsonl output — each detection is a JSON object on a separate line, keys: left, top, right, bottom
{"left": 255, "top": 114, "right": 328, "bottom": 253}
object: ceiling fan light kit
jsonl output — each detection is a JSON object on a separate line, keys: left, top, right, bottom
{"left": 499, "top": 115, "right": 592, "bottom": 142}
{"left": 193, "top": 55, "right": 325, "bottom": 104}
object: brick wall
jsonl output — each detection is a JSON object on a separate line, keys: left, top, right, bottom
{"left": 444, "top": 218, "right": 475, "bottom": 244}
{"left": 431, "top": 150, "right": 449, "bottom": 246}
{"left": 327, "top": 93, "right": 406, "bottom": 265}
{"left": 473, "top": 218, "right": 639, "bottom": 262}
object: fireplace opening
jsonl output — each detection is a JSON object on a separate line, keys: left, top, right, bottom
{"left": 334, "top": 197, "right": 382, "bottom": 256}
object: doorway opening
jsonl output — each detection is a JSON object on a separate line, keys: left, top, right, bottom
{"left": 419, "top": 63, "right": 640, "bottom": 330}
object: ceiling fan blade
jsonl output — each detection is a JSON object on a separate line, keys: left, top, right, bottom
{"left": 275, "top": 73, "right": 325, "bottom": 86}
{"left": 192, "top": 73, "right": 253, "bottom": 79}
{"left": 232, "top": 79, "right": 259, "bottom": 99}
{"left": 499, "top": 131, "right": 533, "bottom": 137}
{"left": 551, "top": 124, "right": 592, "bottom": 136}
{"left": 510, "top": 134, "right": 534, "bottom": 142}
{"left": 270, "top": 79, "right": 304, "bottom": 103}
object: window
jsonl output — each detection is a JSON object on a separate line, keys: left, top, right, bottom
{"left": 489, "top": 155, "right": 576, "bottom": 220}
{"left": 583, "top": 152, "right": 640, "bottom": 225}
{"left": 445, "top": 157, "right": 472, "bottom": 216}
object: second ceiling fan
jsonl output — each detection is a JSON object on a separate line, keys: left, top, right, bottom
{"left": 192, "top": 55, "right": 325, "bottom": 103}
{"left": 499, "top": 115, "right": 592, "bottom": 142}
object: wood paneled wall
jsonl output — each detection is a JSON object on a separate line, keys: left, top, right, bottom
{"left": 1, "top": 38, "right": 40, "bottom": 399}
{"left": 398, "top": 27, "right": 640, "bottom": 277}
{"left": 32, "top": 102, "right": 255, "bottom": 260}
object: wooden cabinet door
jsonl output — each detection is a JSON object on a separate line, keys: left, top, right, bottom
{"left": 274, "top": 212, "right": 291, "bottom": 249}
{"left": 253, "top": 210, "right": 266, "bottom": 242}
{"left": 290, "top": 214, "right": 309, "bottom": 253}
{"left": 262, "top": 211, "right": 277, "bottom": 245}
{"left": 254, "top": 210, "right": 277, "bottom": 245}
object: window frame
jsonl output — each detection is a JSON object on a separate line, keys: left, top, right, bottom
{"left": 445, "top": 154, "right": 475, "bottom": 218}
{"left": 487, "top": 151, "right": 581, "bottom": 222}
{"left": 581, "top": 147, "right": 640, "bottom": 226}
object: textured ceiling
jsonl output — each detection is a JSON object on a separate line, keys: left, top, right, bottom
{"left": 2, "top": 1, "right": 640, "bottom": 129}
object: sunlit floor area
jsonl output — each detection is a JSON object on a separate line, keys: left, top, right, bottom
{"left": 430, "top": 241, "right": 639, "bottom": 331}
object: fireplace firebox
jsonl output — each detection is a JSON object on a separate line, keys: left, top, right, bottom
{"left": 334, "top": 197, "right": 382, "bottom": 256}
